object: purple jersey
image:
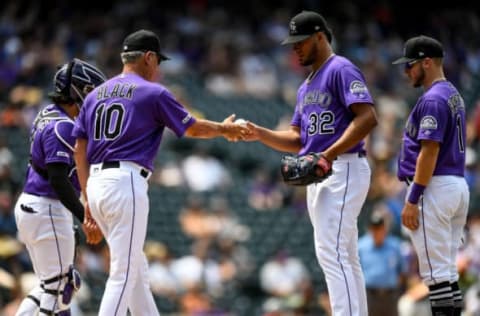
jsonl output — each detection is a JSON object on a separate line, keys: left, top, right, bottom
{"left": 24, "top": 104, "right": 79, "bottom": 198}
{"left": 72, "top": 73, "right": 195, "bottom": 171}
{"left": 291, "top": 55, "right": 374, "bottom": 156}
{"left": 397, "top": 80, "right": 466, "bottom": 180}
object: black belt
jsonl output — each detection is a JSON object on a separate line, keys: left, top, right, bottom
{"left": 101, "top": 161, "right": 150, "bottom": 179}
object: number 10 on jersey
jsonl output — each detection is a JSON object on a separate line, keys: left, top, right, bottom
{"left": 94, "top": 103, "right": 125, "bottom": 140}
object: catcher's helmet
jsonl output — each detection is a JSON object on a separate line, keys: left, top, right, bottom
{"left": 49, "top": 58, "right": 107, "bottom": 105}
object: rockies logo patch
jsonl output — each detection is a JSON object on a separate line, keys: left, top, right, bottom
{"left": 349, "top": 80, "right": 368, "bottom": 97}
{"left": 420, "top": 115, "right": 438, "bottom": 130}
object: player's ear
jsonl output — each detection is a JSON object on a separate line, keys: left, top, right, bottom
{"left": 142, "top": 51, "right": 150, "bottom": 66}
{"left": 146, "top": 51, "right": 158, "bottom": 66}
{"left": 315, "top": 32, "right": 325, "bottom": 44}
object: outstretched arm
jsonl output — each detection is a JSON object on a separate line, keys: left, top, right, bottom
{"left": 244, "top": 122, "right": 302, "bottom": 153}
{"left": 184, "top": 114, "right": 249, "bottom": 140}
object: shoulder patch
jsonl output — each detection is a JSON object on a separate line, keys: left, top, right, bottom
{"left": 420, "top": 115, "right": 438, "bottom": 130}
{"left": 349, "top": 80, "right": 368, "bottom": 96}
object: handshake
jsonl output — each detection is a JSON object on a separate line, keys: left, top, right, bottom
{"left": 221, "top": 114, "right": 258, "bottom": 142}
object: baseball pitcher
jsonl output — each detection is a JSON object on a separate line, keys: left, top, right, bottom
{"left": 243, "top": 11, "right": 377, "bottom": 316}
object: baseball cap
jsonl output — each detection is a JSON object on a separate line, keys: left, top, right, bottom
{"left": 122, "top": 29, "right": 170, "bottom": 61}
{"left": 369, "top": 212, "right": 385, "bottom": 227}
{"left": 282, "top": 11, "right": 332, "bottom": 45}
{"left": 392, "top": 35, "right": 444, "bottom": 64}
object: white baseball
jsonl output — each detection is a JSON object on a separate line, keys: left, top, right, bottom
{"left": 234, "top": 118, "right": 248, "bottom": 126}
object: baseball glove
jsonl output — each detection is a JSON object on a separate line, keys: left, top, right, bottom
{"left": 280, "top": 153, "right": 332, "bottom": 186}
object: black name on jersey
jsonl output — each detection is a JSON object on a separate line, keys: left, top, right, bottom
{"left": 96, "top": 83, "right": 137, "bottom": 100}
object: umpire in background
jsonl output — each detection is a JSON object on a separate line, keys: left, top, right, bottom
{"left": 358, "top": 210, "right": 406, "bottom": 316}
{"left": 393, "top": 35, "right": 469, "bottom": 316}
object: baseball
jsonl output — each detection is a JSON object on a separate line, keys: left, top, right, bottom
{"left": 234, "top": 118, "right": 248, "bottom": 126}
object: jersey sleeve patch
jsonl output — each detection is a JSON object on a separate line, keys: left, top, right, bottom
{"left": 349, "top": 80, "right": 368, "bottom": 97}
{"left": 420, "top": 115, "right": 438, "bottom": 130}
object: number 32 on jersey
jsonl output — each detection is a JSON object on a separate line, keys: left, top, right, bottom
{"left": 308, "top": 111, "right": 335, "bottom": 135}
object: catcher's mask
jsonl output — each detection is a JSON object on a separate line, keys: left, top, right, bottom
{"left": 49, "top": 58, "right": 107, "bottom": 106}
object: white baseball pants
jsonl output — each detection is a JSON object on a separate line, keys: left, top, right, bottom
{"left": 406, "top": 175, "right": 469, "bottom": 285}
{"left": 87, "top": 161, "right": 159, "bottom": 316}
{"left": 14, "top": 193, "right": 75, "bottom": 315}
{"left": 307, "top": 153, "right": 371, "bottom": 316}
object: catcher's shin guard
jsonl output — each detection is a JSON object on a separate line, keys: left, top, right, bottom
{"left": 56, "top": 309, "right": 71, "bottom": 316}
{"left": 41, "top": 265, "right": 81, "bottom": 310}
{"left": 62, "top": 265, "right": 81, "bottom": 305}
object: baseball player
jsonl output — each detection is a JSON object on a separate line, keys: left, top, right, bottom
{"left": 393, "top": 35, "right": 469, "bottom": 316}
{"left": 72, "top": 29, "right": 249, "bottom": 316}
{"left": 243, "top": 11, "right": 377, "bottom": 316}
{"left": 14, "top": 59, "right": 105, "bottom": 316}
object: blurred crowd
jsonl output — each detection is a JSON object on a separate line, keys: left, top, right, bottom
{"left": 1, "top": 0, "right": 480, "bottom": 315}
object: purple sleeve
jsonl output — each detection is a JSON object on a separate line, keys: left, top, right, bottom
{"left": 337, "top": 66, "right": 374, "bottom": 108}
{"left": 55, "top": 120, "right": 76, "bottom": 151}
{"left": 154, "top": 89, "right": 196, "bottom": 137}
{"left": 416, "top": 100, "right": 446, "bottom": 143}
{"left": 42, "top": 125, "right": 73, "bottom": 165}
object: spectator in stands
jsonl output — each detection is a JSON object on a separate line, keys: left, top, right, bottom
{"left": 181, "top": 144, "right": 232, "bottom": 192}
{"left": 144, "top": 240, "right": 181, "bottom": 300}
{"left": 0, "top": 190, "right": 16, "bottom": 237}
{"left": 179, "top": 194, "right": 219, "bottom": 241}
{"left": 259, "top": 249, "right": 313, "bottom": 314}
{"left": 209, "top": 196, "right": 250, "bottom": 242}
{"left": 247, "top": 167, "right": 284, "bottom": 211}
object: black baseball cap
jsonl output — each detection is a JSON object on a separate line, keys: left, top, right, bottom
{"left": 122, "top": 29, "right": 170, "bottom": 61}
{"left": 392, "top": 35, "right": 444, "bottom": 64}
{"left": 282, "top": 11, "right": 332, "bottom": 45}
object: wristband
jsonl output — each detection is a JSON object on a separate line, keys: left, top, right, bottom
{"left": 408, "top": 183, "right": 426, "bottom": 204}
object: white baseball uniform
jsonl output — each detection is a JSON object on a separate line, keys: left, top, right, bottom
{"left": 72, "top": 70, "right": 196, "bottom": 315}
{"left": 290, "top": 54, "right": 375, "bottom": 316}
